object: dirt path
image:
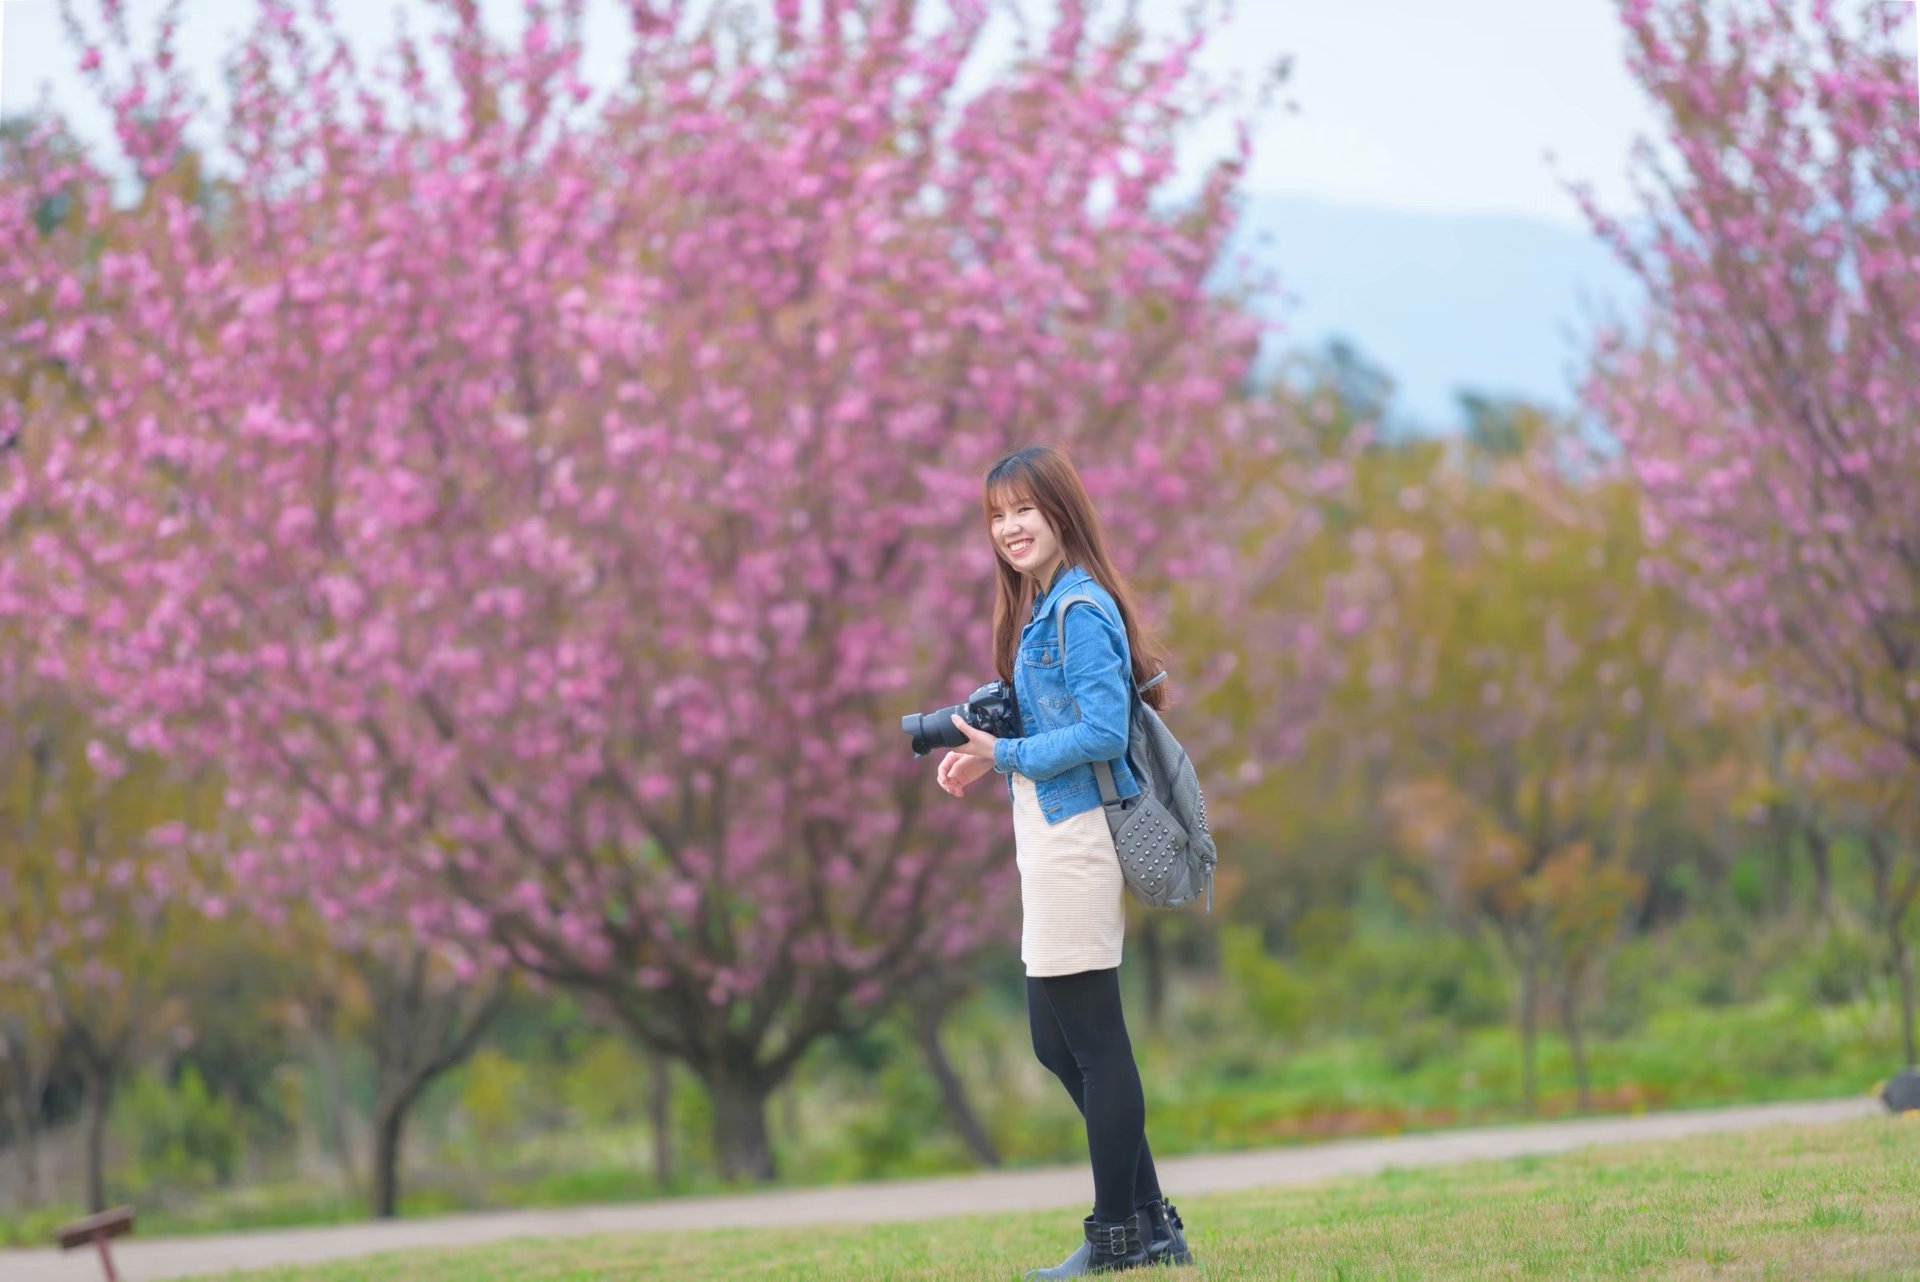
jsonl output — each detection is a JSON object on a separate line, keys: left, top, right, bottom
{"left": 0, "top": 1095, "right": 1882, "bottom": 1281}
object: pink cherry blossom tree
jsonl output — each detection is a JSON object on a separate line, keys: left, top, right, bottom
{"left": 2, "top": 113, "right": 508, "bottom": 1219}
{"left": 1579, "top": 0, "right": 1919, "bottom": 1063}
{"left": 1579, "top": 0, "right": 1920, "bottom": 784}
{"left": 2, "top": 0, "right": 1342, "bottom": 1180}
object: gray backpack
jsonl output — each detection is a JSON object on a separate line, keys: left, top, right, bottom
{"left": 1055, "top": 595, "right": 1217, "bottom": 911}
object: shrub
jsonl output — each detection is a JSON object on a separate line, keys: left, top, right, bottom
{"left": 454, "top": 1048, "right": 533, "bottom": 1151}
{"left": 1220, "top": 925, "right": 1315, "bottom": 1041}
{"left": 118, "top": 1064, "right": 243, "bottom": 1193}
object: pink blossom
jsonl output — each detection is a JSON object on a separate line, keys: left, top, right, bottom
{"left": 0, "top": 0, "right": 1350, "bottom": 1171}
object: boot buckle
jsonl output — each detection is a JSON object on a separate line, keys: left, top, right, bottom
{"left": 1106, "top": 1223, "right": 1127, "bottom": 1254}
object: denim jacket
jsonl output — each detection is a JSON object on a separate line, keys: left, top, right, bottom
{"left": 991, "top": 563, "right": 1142, "bottom": 824}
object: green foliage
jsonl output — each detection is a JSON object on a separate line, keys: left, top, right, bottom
{"left": 556, "top": 1037, "right": 651, "bottom": 1130}
{"left": 1219, "top": 924, "right": 1315, "bottom": 1041}
{"left": 453, "top": 1049, "right": 533, "bottom": 1152}
{"left": 1288, "top": 904, "right": 1354, "bottom": 965}
{"left": 167, "top": 926, "right": 308, "bottom": 1133}
{"left": 118, "top": 1064, "right": 243, "bottom": 1193}
{"left": 0, "top": 1202, "right": 88, "bottom": 1248}
{"left": 1772, "top": 923, "right": 1878, "bottom": 1008}
{"left": 1316, "top": 927, "right": 1509, "bottom": 1034}
{"left": 1727, "top": 852, "right": 1772, "bottom": 917}
{"left": 1665, "top": 913, "right": 1748, "bottom": 1008}
{"left": 835, "top": 1049, "right": 955, "bottom": 1178}
{"left": 1380, "top": 1016, "right": 1457, "bottom": 1074}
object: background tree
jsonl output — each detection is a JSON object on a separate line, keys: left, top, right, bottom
{"left": 358, "top": 946, "right": 508, "bottom": 1218}
{"left": 1, "top": 96, "right": 504, "bottom": 1221}
{"left": 0, "top": 995, "right": 58, "bottom": 1208}
{"left": 898, "top": 969, "right": 1002, "bottom": 1169}
{"left": 0, "top": 691, "right": 222, "bottom": 1211}
{"left": 1580, "top": 0, "right": 1920, "bottom": 821}
{"left": 1, "top": 0, "right": 1343, "bottom": 1180}
{"left": 1364, "top": 409, "right": 1687, "bottom": 1110}
{"left": 1803, "top": 728, "right": 1920, "bottom": 1067}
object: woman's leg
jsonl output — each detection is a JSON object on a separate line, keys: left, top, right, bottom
{"left": 1026, "top": 968, "right": 1162, "bottom": 1222}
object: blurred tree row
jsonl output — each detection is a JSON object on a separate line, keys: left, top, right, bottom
{"left": 1, "top": 0, "right": 1915, "bottom": 1230}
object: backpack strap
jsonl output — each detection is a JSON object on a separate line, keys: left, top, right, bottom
{"left": 1054, "top": 594, "right": 1165, "bottom": 811}
{"left": 1052, "top": 595, "right": 1167, "bottom": 699}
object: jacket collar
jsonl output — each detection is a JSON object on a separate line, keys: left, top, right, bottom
{"left": 1029, "top": 562, "right": 1092, "bottom": 622}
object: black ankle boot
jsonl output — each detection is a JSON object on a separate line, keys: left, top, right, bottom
{"left": 1022, "top": 1209, "right": 1149, "bottom": 1278}
{"left": 1139, "top": 1197, "right": 1195, "bottom": 1265}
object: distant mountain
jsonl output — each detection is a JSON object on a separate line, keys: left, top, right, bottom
{"left": 1217, "top": 192, "right": 1648, "bottom": 434}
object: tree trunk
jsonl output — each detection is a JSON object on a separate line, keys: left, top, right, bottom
{"left": 1518, "top": 952, "right": 1539, "bottom": 1115}
{"left": 779, "top": 1080, "right": 799, "bottom": 1145}
{"left": 1806, "top": 826, "right": 1833, "bottom": 921}
{"left": 1559, "top": 975, "right": 1591, "bottom": 1111}
{"left": 914, "top": 1007, "right": 1000, "bottom": 1167}
{"left": 0, "top": 1029, "right": 42, "bottom": 1206}
{"left": 311, "top": 1033, "right": 361, "bottom": 1198}
{"left": 82, "top": 1065, "right": 115, "bottom": 1214}
{"left": 367, "top": 1026, "right": 494, "bottom": 1220}
{"left": 1893, "top": 926, "right": 1916, "bottom": 1070}
{"left": 649, "top": 1050, "right": 673, "bottom": 1190}
{"left": 704, "top": 1063, "right": 776, "bottom": 1182}
{"left": 362, "top": 956, "right": 508, "bottom": 1220}
{"left": 370, "top": 1093, "right": 411, "bottom": 1219}
{"left": 1140, "top": 917, "right": 1168, "bottom": 1033}
{"left": 1865, "top": 834, "right": 1918, "bottom": 1069}
{"left": 8, "top": 1081, "right": 41, "bottom": 1207}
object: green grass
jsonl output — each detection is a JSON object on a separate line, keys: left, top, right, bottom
{"left": 187, "top": 1115, "right": 1920, "bottom": 1281}
{"left": 1129, "top": 996, "right": 1895, "bottom": 1152}
{"left": 5, "top": 992, "right": 1899, "bottom": 1247}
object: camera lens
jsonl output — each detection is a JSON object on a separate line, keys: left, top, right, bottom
{"left": 900, "top": 705, "right": 966, "bottom": 757}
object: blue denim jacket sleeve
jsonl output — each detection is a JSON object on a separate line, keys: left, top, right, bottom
{"left": 992, "top": 600, "right": 1131, "bottom": 781}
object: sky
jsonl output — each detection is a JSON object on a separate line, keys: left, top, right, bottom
{"left": 2, "top": 0, "right": 1668, "bottom": 231}
{"left": 1160, "top": 0, "right": 1668, "bottom": 232}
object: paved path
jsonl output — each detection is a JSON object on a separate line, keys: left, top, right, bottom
{"left": 0, "top": 1095, "right": 1882, "bottom": 1281}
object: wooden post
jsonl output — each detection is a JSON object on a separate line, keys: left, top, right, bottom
{"left": 55, "top": 1205, "right": 135, "bottom": 1282}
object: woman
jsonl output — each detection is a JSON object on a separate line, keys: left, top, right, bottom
{"left": 938, "top": 444, "right": 1196, "bottom": 1277}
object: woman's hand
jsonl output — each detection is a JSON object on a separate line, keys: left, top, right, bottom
{"left": 937, "top": 749, "right": 994, "bottom": 796}
{"left": 948, "top": 713, "right": 999, "bottom": 761}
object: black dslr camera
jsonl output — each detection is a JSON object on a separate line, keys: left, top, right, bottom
{"left": 901, "top": 680, "right": 1020, "bottom": 758}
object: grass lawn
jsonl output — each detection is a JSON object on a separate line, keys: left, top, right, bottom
{"left": 6, "top": 994, "right": 1895, "bottom": 1245}
{"left": 192, "top": 1114, "right": 1920, "bottom": 1281}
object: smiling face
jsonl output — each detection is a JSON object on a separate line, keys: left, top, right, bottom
{"left": 989, "top": 491, "right": 1065, "bottom": 587}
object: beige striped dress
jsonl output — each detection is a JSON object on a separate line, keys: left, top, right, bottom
{"left": 1010, "top": 771, "right": 1126, "bottom": 977}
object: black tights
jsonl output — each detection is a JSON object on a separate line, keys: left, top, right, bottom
{"left": 1027, "top": 967, "right": 1162, "bottom": 1224}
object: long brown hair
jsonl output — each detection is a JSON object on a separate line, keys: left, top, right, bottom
{"left": 983, "top": 444, "right": 1171, "bottom": 712}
